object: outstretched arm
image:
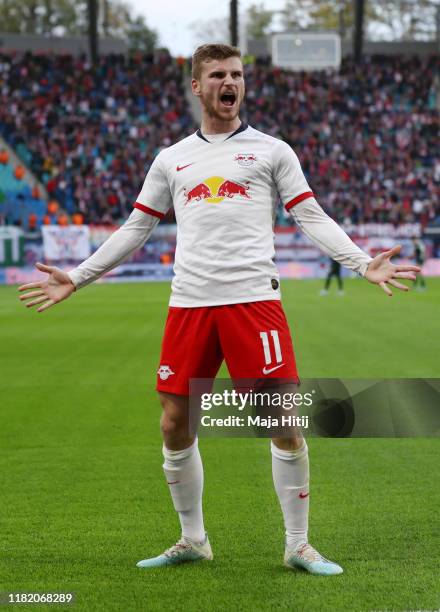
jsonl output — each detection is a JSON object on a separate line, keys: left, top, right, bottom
{"left": 18, "top": 262, "right": 76, "bottom": 313}
{"left": 363, "top": 244, "right": 420, "bottom": 296}
{"left": 289, "top": 197, "right": 420, "bottom": 296}
{"left": 18, "top": 208, "right": 159, "bottom": 312}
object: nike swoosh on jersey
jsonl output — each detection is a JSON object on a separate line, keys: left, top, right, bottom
{"left": 176, "top": 163, "right": 194, "bottom": 171}
{"left": 262, "top": 363, "right": 284, "bottom": 375}
{"left": 299, "top": 492, "right": 309, "bottom": 499}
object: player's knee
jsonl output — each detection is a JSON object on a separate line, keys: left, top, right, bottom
{"left": 160, "top": 412, "right": 187, "bottom": 438}
{"left": 159, "top": 395, "right": 189, "bottom": 439}
{"left": 158, "top": 393, "right": 192, "bottom": 444}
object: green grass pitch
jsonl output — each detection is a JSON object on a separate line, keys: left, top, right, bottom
{"left": 1, "top": 278, "right": 439, "bottom": 611}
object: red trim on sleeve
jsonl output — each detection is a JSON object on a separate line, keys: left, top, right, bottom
{"left": 284, "top": 191, "right": 314, "bottom": 211}
{"left": 134, "top": 202, "right": 165, "bottom": 219}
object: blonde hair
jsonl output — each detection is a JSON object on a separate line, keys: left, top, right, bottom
{"left": 191, "top": 43, "right": 241, "bottom": 80}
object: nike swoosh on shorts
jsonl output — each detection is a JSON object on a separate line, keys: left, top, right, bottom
{"left": 262, "top": 363, "right": 284, "bottom": 375}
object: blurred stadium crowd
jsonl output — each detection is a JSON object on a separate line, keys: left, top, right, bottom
{"left": 0, "top": 52, "right": 193, "bottom": 227}
{"left": 0, "top": 51, "right": 439, "bottom": 230}
{"left": 243, "top": 56, "right": 439, "bottom": 226}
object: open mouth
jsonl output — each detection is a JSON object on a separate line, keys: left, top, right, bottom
{"left": 220, "top": 92, "right": 236, "bottom": 107}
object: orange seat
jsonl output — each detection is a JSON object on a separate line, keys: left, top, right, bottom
{"left": 14, "top": 165, "right": 25, "bottom": 180}
{"left": 57, "top": 214, "right": 69, "bottom": 226}
{"left": 28, "top": 213, "right": 37, "bottom": 230}
{"left": 72, "top": 213, "right": 84, "bottom": 225}
{"left": 47, "top": 200, "right": 59, "bottom": 215}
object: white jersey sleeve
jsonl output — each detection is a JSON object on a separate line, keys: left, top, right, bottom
{"left": 68, "top": 208, "right": 159, "bottom": 289}
{"left": 271, "top": 140, "right": 314, "bottom": 209}
{"left": 272, "top": 139, "right": 372, "bottom": 276}
{"left": 68, "top": 152, "right": 173, "bottom": 290}
{"left": 135, "top": 152, "right": 173, "bottom": 218}
{"left": 289, "top": 197, "right": 373, "bottom": 276}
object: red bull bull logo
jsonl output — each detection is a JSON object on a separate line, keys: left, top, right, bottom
{"left": 184, "top": 176, "right": 251, "bottom": 205}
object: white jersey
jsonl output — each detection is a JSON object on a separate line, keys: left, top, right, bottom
{"left": 135, "top": 124, "right": 313, "bottom": 307}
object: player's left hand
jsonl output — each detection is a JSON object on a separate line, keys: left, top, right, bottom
{"left": 364, "top": 245, "right": 421, "bottom": 296}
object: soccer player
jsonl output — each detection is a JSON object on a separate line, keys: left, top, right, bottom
{"left": 321, "top": 258, "right": 344, "bottom": 295}
{"left": 18, "top": 44, "right": 420, "bottom": 576}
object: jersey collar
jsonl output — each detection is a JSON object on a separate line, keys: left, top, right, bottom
{"left": 196, "top": 122, "right": 248, "bottom": 143}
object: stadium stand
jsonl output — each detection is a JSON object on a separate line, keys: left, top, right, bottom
{"left": 0, "top": 51, "right": 195, "bottom": 227}
{"left": 0, "top": 52, "right": 438, "bottom": 228}
{"left": 0, "top": 148, "right": 47, "bottom": 230}
{"left": 242, "top": 55, "right": 439, "bottom": 226}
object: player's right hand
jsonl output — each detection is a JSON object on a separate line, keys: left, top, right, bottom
{"left": 18, "top": 262, "right": 76, "bottom": 313}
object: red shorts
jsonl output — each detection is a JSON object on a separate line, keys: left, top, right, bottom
{"left": 156, "top": 300, "right": 299, "bottom": 396}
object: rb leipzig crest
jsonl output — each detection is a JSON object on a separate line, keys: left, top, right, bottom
{"left": 235, "top": 153, "right": 257, "bottom": 167}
